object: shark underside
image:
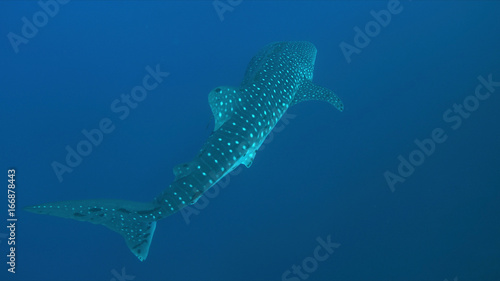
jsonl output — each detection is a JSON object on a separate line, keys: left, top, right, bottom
{"left": 25, "top": 41, "right": 344, "bottom": 261}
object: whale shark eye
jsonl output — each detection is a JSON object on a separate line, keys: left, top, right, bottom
{"left": 215, "top": 88, "right": 222, "bottom": 94}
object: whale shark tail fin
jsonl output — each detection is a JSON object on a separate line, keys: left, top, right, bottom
{"left": 24, "top": 199, "right": 161, "bottom": 261}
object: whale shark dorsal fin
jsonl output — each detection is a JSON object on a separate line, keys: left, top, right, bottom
{"left": 291, "top": 80, "right": 344, "bottom": 112}
{"left": 208, "top": 86, "right": 241, "bottom": 130}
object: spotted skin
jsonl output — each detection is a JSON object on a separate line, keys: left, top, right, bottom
{"left": 24, "top": 41, "right": 343, "bottom": 261}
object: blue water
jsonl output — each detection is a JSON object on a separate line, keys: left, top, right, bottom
{"left": 1, "top": 1, "right": 500, "bottom": 280}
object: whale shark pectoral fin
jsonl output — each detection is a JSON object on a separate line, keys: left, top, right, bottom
{"left": 291, "top": 80, "right": 344, "bottom": 112}
{"left": 208, "top": 86, "right": 241, "bottom": 130}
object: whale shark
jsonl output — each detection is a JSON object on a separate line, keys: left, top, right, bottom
{"left": 25, "top": 41, "right": 344, "bottom": 261}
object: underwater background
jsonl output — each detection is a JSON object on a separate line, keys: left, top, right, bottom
{"left": 1, "top": 1, "right": 500, "bottom": 280}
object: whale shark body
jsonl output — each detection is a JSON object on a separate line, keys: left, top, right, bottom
{"left": 25, "top": 41, "right": 344, "bottom": 261}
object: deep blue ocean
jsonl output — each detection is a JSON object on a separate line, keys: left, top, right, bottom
{"left": 1, "top": 1, "right": 500, "bottom": 280}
